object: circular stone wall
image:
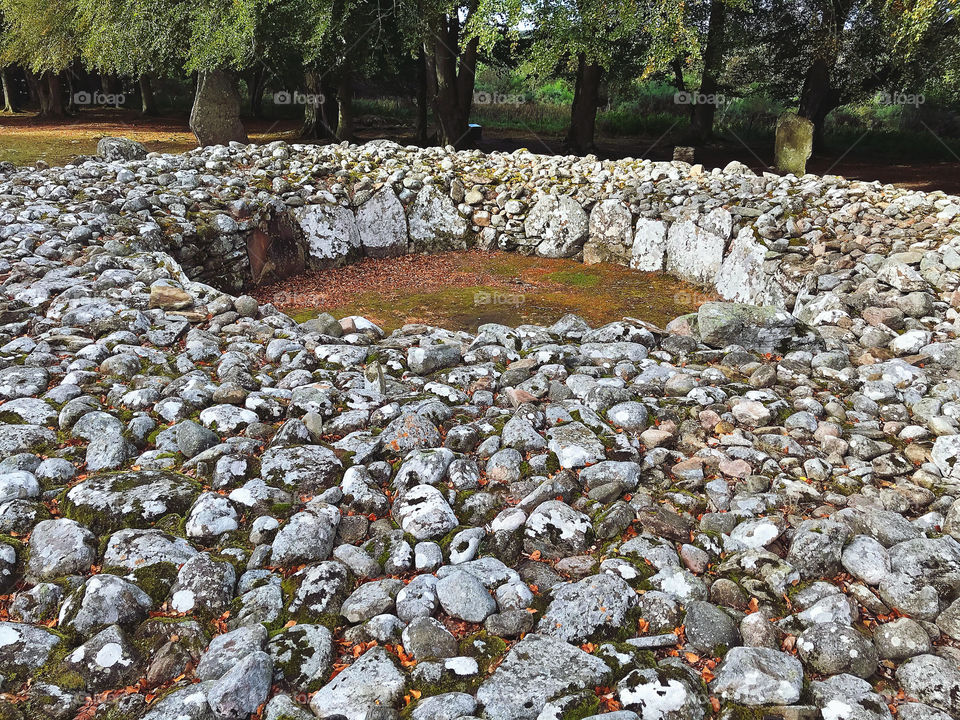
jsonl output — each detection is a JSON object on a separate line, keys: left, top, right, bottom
{"left": 0, "top": 141, "right": 959, "bottom": 720}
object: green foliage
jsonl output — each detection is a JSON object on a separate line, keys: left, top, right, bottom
{"left": 0, "top": 0, "right": 81, "bottom": 71}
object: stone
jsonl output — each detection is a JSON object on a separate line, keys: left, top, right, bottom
{"left": 616, "top": 666, "right": 706, "bottom": 719}
{"left": 537, "top": 573, "right": 636, "bottom": 642}
{"left": 716, "top": 228, "right": 787, "bottom": 307}
{"left": 775, "top": 113, "right": 814, "bottom": 176}
{"left": 896, "top": 654, "right": 960, "bottom": 717}
{"left": 525, "top": 500, "right": 593, "bottom": 559}
{"left": 189, "top": 70, "right": 248, "bottom": 146}
{"left": 357, "top": 187, "right": 408, "bottom": 258}
{"left": 58, "top": 574, "right": 153, "bottom": 638}
{"left": 874, "top": 617, "right": 931, "bottom": 660}
{"left": 698, "top": 302, "right": 803, "bottom": 354}
{"left": 683, "top": 601, "right": 741, "bottom": 653}
{"left": 60, "top": 624, "right": 139, "bottom": 692}
{"left": 197, "top": 624, "right": 267, "bottom": 681}
{"left": 97, "top": 137, "right": 148, "bottom": 161}
{"left": 546, "top": 421, "right": 605, "bottom": 469}
{"left": 26, "top": 518, "right": 96, "bottom": 580}
{"left": 401, "top": 616, "right": 458, "bottom": 659}
{"left": 63, "top": 470, "right": 201, "bottom": 534}
{"left": 476, "top": 633, "right": 609, "bottom": 720}
{"left": 436, "top": 569, "right": 496, "bottom": 622}
{"left": 393, "top": 485, "right": 458, "bottom": 540}
{"left": 525, "top": 195, "right": 589, "bottom": 258}
{"left": 712, "top": 647, "right": 804, "bottom": 705}
{"left": 409, "top": 186, "right": 469, "bottom": 252}
{"left": 271, "top": 502, "right": 340, "bottom": 566}
{"left": 796, "top": 622, "right": 877, "bottom": 678}
{"left": 309, "top": 646, "right": 406, "bottom": 720}
{"left": 295, "top": 202, "right": 362, "bottom": 267}
{"left": 0, "top": 622, "right": 62, "bottom": 681}
{"left": 665, "top": 219, "right": 724, "bottom": 285}
{"left": 787, "top": 519, "right": 852, "bottom": 579}
{"left": 207, "top": 650, "right": 273, "bottom": 720}
{"left": 150, "top": 284, "right": 194, "bottom": 310}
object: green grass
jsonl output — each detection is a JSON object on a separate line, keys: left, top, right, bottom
{"left": 544, "top": 268, "right": 602, "bottom": 288}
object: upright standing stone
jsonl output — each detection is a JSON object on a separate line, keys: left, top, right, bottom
{"left": 294, "top": 203, "right": 361, "bottom": 268}
{"left": 356, "top": 187, "right": 408, "bottom": 258}
{"left": 189, "top": 71, "right": 248, "bottom": 147}
{"left": 775, "top": 113, "right": 813, "bottom": 176}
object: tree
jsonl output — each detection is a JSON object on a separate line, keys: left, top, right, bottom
{"left": 739, "top": 0, "right": 957, "bottom": 149}
{"left": 0, "top": 0, "right": 81, "bottom": 116}
{"left": 524, "top": 0, "right": 695, "bottom": 153}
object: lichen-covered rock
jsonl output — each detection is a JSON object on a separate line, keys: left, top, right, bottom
{"left": 896, "top": 654, "right": 960, "bottom": 717}
{"left": 393, "top": 484, "right": 458, "bottom": 540}
{"left": 59, "top": 624, "right": 140, "bottom": 692}
{"left": 268, "top": 624, "right": 333, "bottom": 691}
{"left": 524, "top": 501, "right": 593, "bottom": 559}
{"left": 58, "top": 574, "right": 153, "bottom": 638}
{"left": 476, "top": 633, "right": 609, "bottom": 720}
{"left": 697, "top": 302, "right": 806, "bottom": 354}
{"left": 357, "top": 187, "right": 408, "bottom": 258}
{"left": 0, "top": 622, "right": 62, "bottom": 681}
{"left": 525, "top": 195, "right": 590, "bottom": 258}
{"left": 711, "top": 647, "right": 804, "bottom": 705}
{"left": 309, "top": 646, "right": 406, "bottom": 720}
{"left": 63, "top": 470, "right": 202, "bottom": 534}
{"left": 665, "top": 219, "right": 724, "bottom": 284}
{"left": 295, "top": 202, "right": 362, "bottom": 267}
{"left": 26, "top": 518, "right": 96, "bottom": 580}
{"left": 616, "top": 666, "right": 706, "bottom": 720}
{"left": 538, "top": 573, "right": 636, "bottom": 642}
{"left": 409, "top": 185, "right": 469, "bottom": 252}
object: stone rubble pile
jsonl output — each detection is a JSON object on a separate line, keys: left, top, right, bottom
{"left": 0, "top": 141, "right": 957, "bottom": 720}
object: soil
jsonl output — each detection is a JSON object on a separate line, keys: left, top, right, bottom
{"left": 252, "top": 250, "right": 715, "bottom": 333}
{"left": 2, "top": 108, "right": 959, "bottom": 194}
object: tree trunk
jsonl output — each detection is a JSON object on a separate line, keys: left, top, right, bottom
{"left": 428, "top": 13, "right": 478, "bottom": 148}
{"left": 41, "top": 72, "right": 65, "bottom": 117}
{"left": 300, "top": 71, "right": 339, "bottom": 140}
{"left": 415, "top": 48, "right": 429, "bottom": 144}
{"left": 139, "top": 75, "right": 156, "bottom": 115}
{"left": 248, "top": 67, "right": 267, "bottom": 118}
{"left": 671, "top": 57, "right": 686, "bottom": 92}
{"left": 1, "top": 68, "right": 18, "bottom": 113}
{"left": 689, "top": 0, "right": 726, "bottom": 143}
{"left": 100, "top": 74, "right": 119, "bottom": 96}
{"left": 337, "top": 66, "right": 354, "bottom": 141}
{"left": 189, "top": 70, "right": 248, "bottom": 146}
{"left": 565, "top": 54, "right": 602, "bottom": 154}
{"left": 798, "top": 57, "right": 837, "bottom": 152}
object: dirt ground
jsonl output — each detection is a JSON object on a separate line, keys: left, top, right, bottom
{"left": 252, "top": 251, "right": 714, "bottom": 332}
{"left": 2, "top": 108, "right": 959, "bottom": 194}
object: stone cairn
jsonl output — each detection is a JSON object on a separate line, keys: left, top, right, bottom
{"left": 0, "top": 139, "right": 958, "bottom": 720}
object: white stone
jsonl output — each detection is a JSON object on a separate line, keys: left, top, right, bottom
{"left": 294, "top": 203, "right": 360, "bottom": 267}
{"left": 589, "top": 199, "right": 633, "bottom": 247}
{"left": 665, "top": 218, "right": 724, "bottom": 284}
{"left": 716, "top": 228, "right": 787, "bottom": 307}
{"left": 356, "top": 187, "right": 408, "bottom": 258}
{"left": 631, "top": 218, "right": 668, "bottom": 271}
{"left": 408, "top": 186, "right": 468, "bottom": 252}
